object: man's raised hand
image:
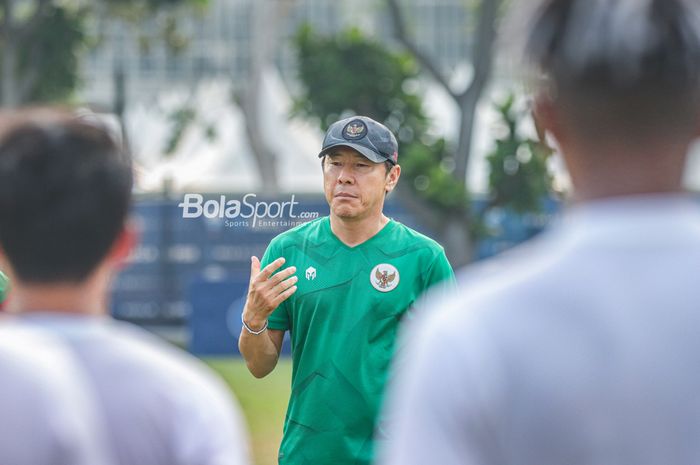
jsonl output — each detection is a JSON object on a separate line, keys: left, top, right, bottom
{"left": 242, "top": 256, "right": 297, "bottom": 330}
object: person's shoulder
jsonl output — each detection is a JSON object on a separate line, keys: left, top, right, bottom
{"left": 268, "top": 216, "right": 329, "bottom": 249}
{"left": 0, "top": 325, "right": 86, "bottom": 385}
{"left": 102, "top": 321, "right": 249, "bottom": 462}
{"left": 421, "top": 231, "right": 564, "bottom": 328}
{"left": 384, "top": 220, "right": 446, "bottom": 256}
{"left": 0, "top": 325, "right": 112, "bottom": 465}
{"left": 104, "top": 321, "right": 232, "bottom": 398}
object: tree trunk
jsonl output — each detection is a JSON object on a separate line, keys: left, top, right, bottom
{"left": 1, "top": 0, "right": 53, "bottom": 107}
{"left": 385, "top": 0, "right": 500, "bottom": 266}
{"left": 442, "top": 216, "right": 472, "bottom": 268}
{"left": 394, "top": 184, "right": 473, "bottom": 267}
{"left": 0, "top": 0, "right": 18, "bottom": 108}
{"left": 1, "top": 39, "right": 18, "bottom": 108}
{"left": 113, "top": 64, "right": 133, "bottom": 158}
{"left": 453, "top": 0, "right": 499, "bottom": 186}
{"left": 453, "top": 87, "right": 480, "bottom": 186}
{"left": 240, "top": 0, "right": 295, "bottom": 194}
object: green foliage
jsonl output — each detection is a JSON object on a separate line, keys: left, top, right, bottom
{"left": 294, "top": 25, "right": 427, "bottom": 134}
{"left": 293, "top": 25, "right": 467, "bottom": 214}
{"left": 293, "top": 24, "right": 557, "bottom": 234}
{"left": 161, "top": 14, "right": 190, "bottom": 55}
{"left": 400, "top": 139, "right": 468, "bottom": 211}
{"left": 106, "top": 0, "right": 207, "bottom": 18}
{"left": 13, "top": 4, "right": 87, "bottom": 104}
{"left": 163, "top": 105, "right": 196, "bottom": 155}
{"left": 0, "top": 0, "right": 199, "bottom": 106}
{"left": 162, "top": 104, "right": 223, "bottom": 156}
{"left": 107, "top": 0, "right": 206, "bottom": 55}
{"left": 485, "top": 94, "right": 554, "bottom": 213}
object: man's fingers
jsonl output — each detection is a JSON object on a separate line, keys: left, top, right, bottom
{"left": 269, "top": 266, "right": 296, "bottom": 285}
{"left": 273, "top": 285, "right": 297, "bottom": 306}
{"left": 250, "top": 256, "right": 261, "bottom": 277}
{"left": 274, "top": 275, "right": 298, "bottom": 294}
{"left": 260, "top": 257, "right": 286, "bottom": 279}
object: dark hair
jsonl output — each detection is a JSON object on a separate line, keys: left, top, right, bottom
{"left": 0, "top": 109, "right": 133, "bottom": 283}
{"left": 521, "top": 0, "right": 700, "bottom": 140}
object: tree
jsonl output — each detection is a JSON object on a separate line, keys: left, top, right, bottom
{"left": 386, "top": 0, "right": 501, "bottom": 188}
{"left": 385, "top": 0, "right": 501, "bottom": 265}
{"left": 0, "top": 1, "right": 84, "bottom": 107}
{"left": 294, "top": 26, "right": 477, "bottom": 262}
{"left": 293, "top": 24, "right": 555, "bottom": 266}
{"left": 236, "top": 0, "right": 296, "bottom": 194}
{"left": 0, "top": 0, "right": 199, "bottom": 108}
{"left": 293, "top": 26, "right": 467, "bottom": 211}
{"left": 484, "top": 94, "right": 554, "bottom": 215}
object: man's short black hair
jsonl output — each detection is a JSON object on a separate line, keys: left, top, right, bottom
{"left": 519, "top": 0, "right": 700, "bottom": 142}
{"left": 0, "top": 109, "right": 133, "bottom": 283}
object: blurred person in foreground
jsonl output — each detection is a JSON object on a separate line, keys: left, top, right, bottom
{"left": 0, "top": 325, "right": 112, "bottom": 465}
{"left": 380, "top": 1, "right": 700, "bottom": 464}
{"left": 0, "top": 109, "right": 250, "bottom": 465}
{"left": 238, "top": 115, "right": 454, "bottom": 465}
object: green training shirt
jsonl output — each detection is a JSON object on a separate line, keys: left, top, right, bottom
{"left": 0, "top": 270, "right": 8, "bottom": 304}
{"left": 260, "top": 216, "right": 454, "bottom": 465}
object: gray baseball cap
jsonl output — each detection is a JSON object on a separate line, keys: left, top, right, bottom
{"left": 318, "top": 116, "right": 399, "bottom": 165}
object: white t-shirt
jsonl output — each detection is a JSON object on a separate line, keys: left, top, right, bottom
{"left": 0, "top": 326, "right": 113, "bottom": 465}
{"left": 380, "top": 195, "right": 700, "bottom": 465}
{"left": 15, "top": 314, "right": 250, "bottom": 465}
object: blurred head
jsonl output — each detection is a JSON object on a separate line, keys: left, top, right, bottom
{"left": 0, "top": 109, "right": 133, "bottom": 285}
{"left": 510, "top": 0, "right": 700, "bottom": 160}
{"left": 322, "top": 147, "right": 400, "bottom": 221}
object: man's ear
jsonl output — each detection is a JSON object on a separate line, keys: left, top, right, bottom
{"left": 385, "top": 164, "right": 401, "bottom": 193}
{"left": 106, "top": 223, "right": 139, "bottom": 270}
{"left": 532, "top": 93, "right": 564, "bottom": 148}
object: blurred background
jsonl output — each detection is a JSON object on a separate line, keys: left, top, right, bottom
{"left": 4, "top": 1, "right": 700, "bottom": 464}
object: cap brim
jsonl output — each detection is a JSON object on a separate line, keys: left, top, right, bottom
{"left": 318, "top": 142, "right": 388, "bottom": 164}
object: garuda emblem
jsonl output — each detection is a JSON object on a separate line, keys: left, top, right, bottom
{"left": 370, "top": 263, "right": 400, "bottom": 292}
{"left": 343, "top": 119, "right": 367, "bottom": 140}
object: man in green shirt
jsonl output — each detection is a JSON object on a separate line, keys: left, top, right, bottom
{"left": 238, "top": 116, "right": 454, "bottom": 465}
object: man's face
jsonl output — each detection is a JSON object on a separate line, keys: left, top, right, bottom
{"left": 322, "top": 147, "right": 399, "bottom": 221}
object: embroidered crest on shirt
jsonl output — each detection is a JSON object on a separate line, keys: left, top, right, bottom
{"left": 370, "top": 264, "right": 399, "bottom": 292}
{"left": 305, "top": 266, "right": 316, "bottom": 280}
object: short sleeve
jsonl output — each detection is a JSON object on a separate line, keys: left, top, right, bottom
{"left": 406, "top": 250, "right": 455, "bottom": 319}
{"left": 424, "top": 249, "right": 456, "bottom": 290}
{"left": 260, "top": 240, "right": 290, "bottom": 331}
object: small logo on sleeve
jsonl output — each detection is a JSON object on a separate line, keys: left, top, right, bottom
{"left": 370, "top": 264, "right": 399, "bottom": 292}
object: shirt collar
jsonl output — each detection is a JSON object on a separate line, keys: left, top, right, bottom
{"left": 551, "top": 193, "right": 700, "bottom": 245}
